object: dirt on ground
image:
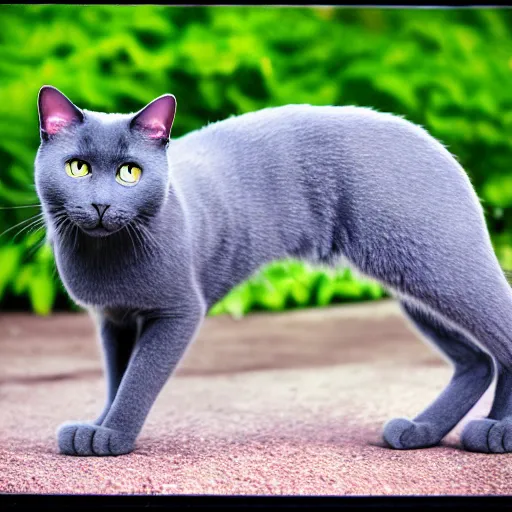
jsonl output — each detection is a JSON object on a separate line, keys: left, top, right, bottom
{"left": 1, "top": 300, "right": 511, "bottom": 495}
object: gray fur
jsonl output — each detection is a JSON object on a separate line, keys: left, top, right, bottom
{"left": 35, "top": 87, "right": 512, "bottom": 456}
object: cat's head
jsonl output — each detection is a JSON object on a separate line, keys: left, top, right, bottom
{"left": 35, "top": 86, "right": 176, "bottom": 238}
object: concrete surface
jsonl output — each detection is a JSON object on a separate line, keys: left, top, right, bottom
{"left": 1, "top": 300, "right": 511, "bottom": 495}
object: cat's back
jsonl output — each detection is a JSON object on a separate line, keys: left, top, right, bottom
{"left": 177, "top": 104, "right": 385, "bottom": 141}
{"left": 172, "top": 103, "right": 446, "bottom": 163}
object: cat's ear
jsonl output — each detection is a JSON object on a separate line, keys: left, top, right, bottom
{"left": 130, "top": 94, "right": 176, "bottom": 142}
{"left": 38, "top": 86, "right": 84, "bottom": 141}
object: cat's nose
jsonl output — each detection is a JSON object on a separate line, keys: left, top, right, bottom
{"left": 91, "top": 203, "right": 110, "bottom": 219}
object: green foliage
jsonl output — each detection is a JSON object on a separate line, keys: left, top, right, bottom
{"left": 0, "top": 6, "right": 511, "bottom": 315}
{"left": 209, "top": 261, "right": 388, "bottom": 318}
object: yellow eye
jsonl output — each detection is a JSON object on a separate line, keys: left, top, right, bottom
{"left": 116, "top": 164, "right": 142, "bottom": 186}
{"left": 65, "top": 159, "right": 90, "bottom": 178}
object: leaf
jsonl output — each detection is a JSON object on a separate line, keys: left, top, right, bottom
{"left": 28, "top": 268, "right": 56, "bottom": 315}
{"left": 375, "top": 73, "right": 418, "bottom": 112}
{"left": 288, "top": 280, "right": 311, "bottom": 307}
{"left": 12, "top": 263, "right": 33, "bottom": 295}
{"left": 0, "top": 244, "right": 22, "bottom": 297}
{"left": 315, "top": 274, "right": 336, "bottom": 307}
{"left": 483, "top": 175, "right": 512, "bottom": 209}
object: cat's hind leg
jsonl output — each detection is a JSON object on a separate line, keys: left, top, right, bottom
{"left": 380, "top": 270, "right": 512, "bottom": 452}
{"left": 383, "top": 300, "right": 494, "bottom": 449}
{"left": 461, "top": 361, "right": 512, "bottom": 453}
{"left": 404, "top": 268, "right": 512, "bottom": 454}
{"left": 376, "top": 259, "right": 512, "bottom": 452}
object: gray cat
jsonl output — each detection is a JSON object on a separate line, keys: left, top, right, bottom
{"left": 34, "top": 85, "right": 512, "bottom": 456}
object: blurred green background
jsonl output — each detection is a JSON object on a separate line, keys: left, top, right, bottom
{"left": 0, "top": 5, "right": 511, "bottom": 316}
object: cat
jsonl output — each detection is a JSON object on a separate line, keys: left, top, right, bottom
{"left": 34, "top": 85, "right": 512, "bottom": 456}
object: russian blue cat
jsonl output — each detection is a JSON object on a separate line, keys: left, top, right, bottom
{"left": 34, "top": 85, "right": 512, "bottom": 456}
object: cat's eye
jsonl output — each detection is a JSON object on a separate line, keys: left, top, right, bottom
{"left": 65, "top": 159, "right": 90, "bottom": 178}
{"left": 116, "top": 163, "right": 142, "bottom": 186}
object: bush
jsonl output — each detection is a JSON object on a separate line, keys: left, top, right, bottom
{"left": 0, "top": 6, "right": 511, "bottom": 315}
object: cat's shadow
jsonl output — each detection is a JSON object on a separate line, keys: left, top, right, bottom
{"left": 367, "top": 439, "right": 465, "bottom": 451}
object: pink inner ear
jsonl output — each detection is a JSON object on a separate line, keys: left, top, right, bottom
{"left": 45, "top": 115, "right": 73, "bottom": 135}
{"left": 132, "top": 95, "right": 176, "bottom": 140}
{"left": 39, "top": 86, "right": 82, "bottom": 135}
{"left": 143, "top": 120, "right": 167, "bottom": 140}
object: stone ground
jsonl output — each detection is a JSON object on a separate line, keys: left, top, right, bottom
{"left": 1, "top": 300, "right": 511, "bottom": 495}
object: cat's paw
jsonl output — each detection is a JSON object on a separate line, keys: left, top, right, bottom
{"left": 461, "top": 418, "right": 512, "bottom": 453}
{"left": 57, "top": 422, "right": 136, "bottom": 456}
{"left": 383, "top": 417, "right": 440, "bottom": 449}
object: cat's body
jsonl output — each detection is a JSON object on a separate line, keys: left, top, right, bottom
{"left": 35, "top": 87, "right": 512, "bottom": 456}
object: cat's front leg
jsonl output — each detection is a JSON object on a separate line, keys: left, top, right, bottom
{"left": 57, "top": 319, "right": 137, "bottom": 453}
{"left": 92, "top": 318, "right": 138, "bottom": 426}
{"left": 57, "top": 301, "right": 205, "bottom": 456}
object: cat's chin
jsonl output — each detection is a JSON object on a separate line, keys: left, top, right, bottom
{"left": 80, "top": 226, "right": 119, "bottom": 238}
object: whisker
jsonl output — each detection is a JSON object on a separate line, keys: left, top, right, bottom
{"left": 125, "top": 224, "right": 139, "bottom": 260}
{"left": 21, "top": 220, "right": 47, "bottom": 241}
{"left": 26, "top": 219, "right": 47, "bottom": 234}
{"left": 54, "top": 217, "right": 72, "bottom": 241}
{"left": 130, "top": 223, "right": 144, "bottom": 259}
{"left": 0, "top": 213, "right": 45, "bottom": 239}
{"left": 8, "top": 216, "right": 46, "bottom": 242}
{"left": 140, "top": 223, "right": 162, "bottom": 258}
{"left": 25, "top": 238, "right": 49, "bottom": 260}
{"left": 52, "top": 216, "right": 67, "bottom": 235}
{"left": 26, "top": 215, "right": 47, "bottom": 229}
{"left": 0, "top": 204, "right": 42, "bottom": 210}
{"left": 61, "top": 220, "right": 75, "bottom": 242}
{"left": 48, "top": 206, "right": 66, "bottom": 216}
{"left": 131, "top": 220, "right": 149, "bottom": 244}
{"left": 53, "top": 217, "right": 69, "bottom": 236}
{"left": 51, "top": 211, "right": 68, "bottom": 220}
{"left": 137, "top": 222, "right": 163, "bottom": 255}
{"left": 130, "top": 222, "right": 152, "bottom": 257}
{"left": 73, "top": 224, "right": 79, "bottom": 252}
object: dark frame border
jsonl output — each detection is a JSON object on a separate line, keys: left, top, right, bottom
{"left": 2, "top": 494, "right": 512, "bottom": 510}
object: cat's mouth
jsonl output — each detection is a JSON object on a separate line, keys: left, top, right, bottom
{"left": 58, "top": 208, "right": 137, "bottom": 239}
